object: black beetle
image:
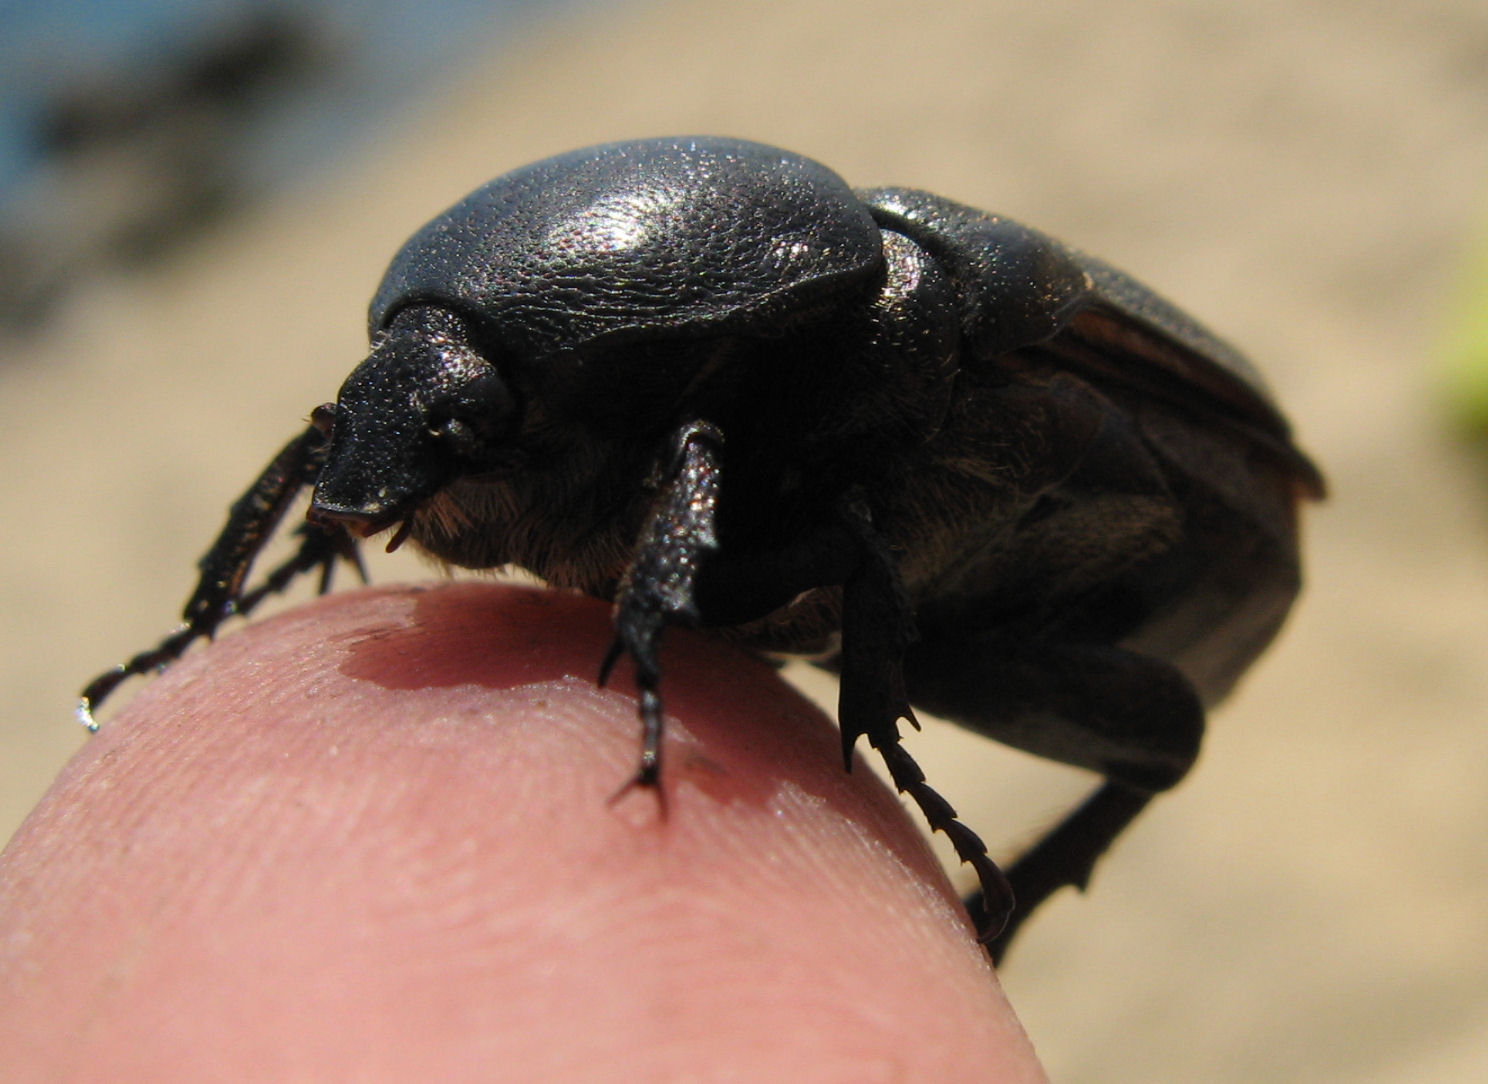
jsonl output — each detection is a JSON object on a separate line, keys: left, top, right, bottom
{"left": 80, "top": 136, "right": 1323, "bottom": 959}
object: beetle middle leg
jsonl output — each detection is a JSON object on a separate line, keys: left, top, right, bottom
{"left": 903, "top": 632, "right": 1205, "bottom": 960}
{"left": 601, "top": 420, "right": 723, "bottom": 795}
{"left": 688, "top": 495, "right": 1017, "bottom": 938}
{"left": 837, "top": 499, "right": 1015, "bottom": 940}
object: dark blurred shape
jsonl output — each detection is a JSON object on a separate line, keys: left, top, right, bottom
{"left": 0, "top": 9, "right": 331, "bottom": 334}
{"left": 38, "top": 13, "right": 320, "bottom": 156}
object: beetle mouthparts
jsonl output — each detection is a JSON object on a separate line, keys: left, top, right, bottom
{"left": 305, "top": 502, "right": 403, "bottom": 537}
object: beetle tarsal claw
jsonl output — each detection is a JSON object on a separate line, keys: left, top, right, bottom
{"left": 606, "top": 772, "right": 659, "bottom": 808}
{"left": 75, "top": 697, "right": 102, "bottom": 733}
{"left": 597, "top": 638, "right": 625, "bottom": 688}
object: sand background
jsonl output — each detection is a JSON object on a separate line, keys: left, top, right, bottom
{"left": 3, "top": 1, "right": 1486, "bottom": 1079}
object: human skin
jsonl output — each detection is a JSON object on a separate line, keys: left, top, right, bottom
{"left": 0, "top": 583, "right": 1046, "bottom": 1081}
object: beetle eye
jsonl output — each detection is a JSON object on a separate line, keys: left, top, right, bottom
{"left": 432, "top": 416, "right": 479, "bottom": 456}
{"left": 310, "top": 403, "right": 336, "bottom": 435}
{"left": 427, "top": 371, "right": 516, "bottom": 463}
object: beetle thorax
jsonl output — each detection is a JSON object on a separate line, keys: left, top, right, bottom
{"left": 406, "top": 428, "right": 647, "bottom": 595}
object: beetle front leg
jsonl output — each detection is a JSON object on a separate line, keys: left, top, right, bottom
{"left": 837, "top": 500, "right": 1015, "bottom": 941}
{"left": 601, "top": 420, "right": 723, "bottom": 794}
{"left": 77, "top": 419, "right": 358, "bottom": 729}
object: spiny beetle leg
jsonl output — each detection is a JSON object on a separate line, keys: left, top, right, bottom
{"left": 76, "top": 624, "right": 202, "bottom": 731}
{"left": 837, "top": 497, "right": 1014, "bottom": 941}
{"left": 979, "top": 782, "right": 1152, "bottom": 964}
{"left": 75, "top": 522, "right": 357, "bottom": 731}
{"left": 601, "top": 420, "right": 723, "bottom": 798}
{"left": 877, "top": 737, "right": 1014, "bottom": 943}
{"left": 229, "top": 522, "right": 362, "bottom": 620}
{"left": 836, "top": 498, "right": 919, "bottom": 768}
{"left": 902, "top": 632, "right": 1206, "bottom": 959}
{"left": 183, "top": 422, "right": 330, "bottom": 626}
{"left": 77, "top": 422, "right": 338, "bottom": 730}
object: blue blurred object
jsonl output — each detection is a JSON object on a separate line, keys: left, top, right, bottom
{"left": 0, "top": 0, "right": 582, "bottom": 332}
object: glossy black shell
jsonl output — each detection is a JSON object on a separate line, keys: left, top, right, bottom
{"left": 369, "top": 137, "right": 886, "bottom": 359}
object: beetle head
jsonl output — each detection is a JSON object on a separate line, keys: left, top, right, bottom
{"left": 309, "top": 306, "right": 517, "bottom": 535}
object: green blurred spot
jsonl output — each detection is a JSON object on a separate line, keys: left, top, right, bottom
{"left": 1441, "top": 214, "right": 1488, "bottom": 439}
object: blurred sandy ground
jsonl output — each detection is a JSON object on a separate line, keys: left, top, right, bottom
{"left": 4, "top": 0, "right": 1487, "bottom": 1079}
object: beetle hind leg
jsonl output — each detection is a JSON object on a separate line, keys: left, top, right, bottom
{"left": 903, "top": 631, "right": 1206, "bottom": 960}
{"left": 975, "top": 781, "right": 1152, "bottom": 962}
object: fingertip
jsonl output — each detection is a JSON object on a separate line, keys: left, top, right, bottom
{"left": 3, "top": 583, "right": 1044, "bottom": 1080}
